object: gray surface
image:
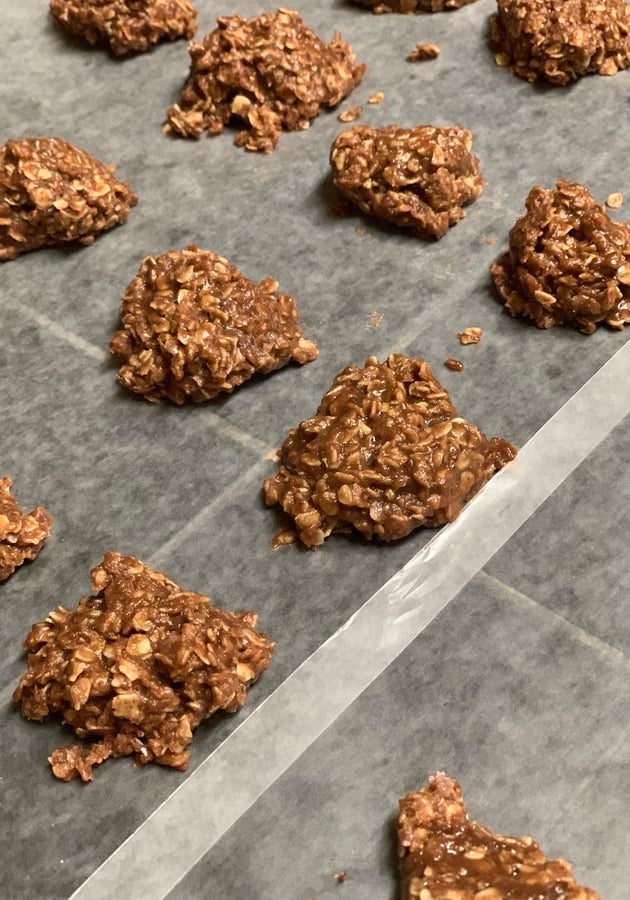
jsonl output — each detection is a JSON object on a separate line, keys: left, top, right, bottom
{"left": 1, "top": 0, "right": 630, "bottom": 898}
{"left": 170, "top": 565, "right": 630, "bottom": 900}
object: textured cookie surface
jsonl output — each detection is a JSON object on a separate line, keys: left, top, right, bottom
{"left": 263, "top": 354, "right": 516, "bottom": 548}
{"left": 491, "top": 0, "right": 630, "bottom": 84}
{"left": 490, "top": 179, "right": 630, "bottom": 333}
{"left": 398, "top": 773, "right": 600, "bottom": 899}
{"left": 330, "top": 124, "right": 484, "bottom": 238}
{"left": 14, "top": 552, "right": 274, "bottom": 781}
{"left": 0, "top": 136, "right": 137, "bottom": 260}
{"left": 49, "top": 0, "right": 197, "bottom": 55}
{"left": 109, "top": 245, "right": 318, "bottom": 403}
{"left": 165, "top": 8, "right": 366, "bottom": 152}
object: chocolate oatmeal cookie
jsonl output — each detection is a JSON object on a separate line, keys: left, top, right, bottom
{"left": 0, "top": 136, "right": 137, "bottom": 261}
{"left": 263, "top": 354, "right": 516, "bottom": 548}
{"left": 49, "top": 0, "right": 197, "bottom": 55}
{"left": 398, "top": 773, "right": 600, "bottom": 899}
{"left": 0, "top": 478, "right": 51, "bottom": 582}
{"left": 14, "top": 552, "right": 274, "bottom": 781}
{"left": 109, "top": 245, "right": 318, "bottom": 403}
{"left": 491, "top": 0, "right": 630, "bottom": 84}
{"left": 490, "top": 180, "right": 630, "bottom": 333}
{"left": 164, "top": 8, "right": 366, "bottom": 152}
{"left": 356, "top": 0, "right": 476, "bottom": 13}
{"left": 330, "top": 124, "right": 484, "bottom": 239}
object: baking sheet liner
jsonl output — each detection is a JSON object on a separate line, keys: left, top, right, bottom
{"left": 3, "top": 0, "right": 630, "bottom": 896}
{"left": 71, "top": 339, "right": 630, "bottom": 899}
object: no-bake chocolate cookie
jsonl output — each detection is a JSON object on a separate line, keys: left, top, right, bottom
{"left": 49, "top": 0, "right": 197, "bottom": 56}
{"left": 491, "top": 0, "right": 630, "bottom": 84}
{"left": 0, "top": 478, "right": 51, "bottom": 582}
{"left": 398, "top": 773, "right": 600, "bottom": 899}
{"left": 164, "top": 8, "right": 366, "bottom": 152}
{"left": 263, "top": 354, "right": 516, "bottom": 548}
{"left": 490, "top": 179, "right": 630, "bottom": 333}
{"left": 330, "top": 125, "right": 484, "bottom": 239}
{"left": 14, "top": 552, "right": 274, "bottom": 781}
{"left": 109, "top": 245, "right": 318, "bottom": 403}
{"left": 356, "top": 0, "right": 476, "bottom": 13}
{"left": 0, "top": 137, "right": 137, "bottom": 261}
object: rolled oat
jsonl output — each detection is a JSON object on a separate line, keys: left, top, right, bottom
{"left": 0, "top": 478, "right": 51, "bottom": 582}
{"left": 263, "top": 354, "right": 516, "bottom": 549}
{"left": 109, "top": 245, "right": 318, "bottom": 403}
{"left": 14, "top": 552, "right": 274, "bottom": 781}
{"left": 457, "top": 326, "right": 483, "bottom": 344}
{"left": 0, "top": 136, "right": 137, "bottom": 261}
{"left": 407, "top": 43, "right": 440, "bottom": 61}
{"left": 398, "top": 773, "right": 600, "bottom": 899}
{"left": 164, "top": 8, "right": 366, "bottom": 152}
{"left": 49, "top": 0, "right": 197, "bottom": 56}
{"left": 330, "top": 124, "right": 484, "bottom": 239}
{"left": 490, "top": 180, "right": 630, "bottom": 333}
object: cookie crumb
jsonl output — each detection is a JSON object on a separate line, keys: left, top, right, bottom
{"left": 407, "top": 43, "right": 440, "bottom": 62}
{"left": 338, "top": 106, "right": 362, "bottom": 123}
{"left": 457, "top": 327, "right": 483, "bottom": 345}
{"left": 367, "top": 91, "right": 384, "bottom": 104}
{"left": 607, "top": 192, "right": 623, "bottom": 209}
{"left": 332, "top": 869, "right": 348, "bottom": 883}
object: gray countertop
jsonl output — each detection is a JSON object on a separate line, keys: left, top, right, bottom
{"left": 2, "top": 1, "right": 630, "bottom": 898}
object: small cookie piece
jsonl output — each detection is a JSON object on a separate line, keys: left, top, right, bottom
{"left": 356, "top": 0, "right": 476, "bottom": 13}
{"left": 109, "top": 246, "right": 318, "bottom": 403}
{"left": 398, "top": 773, "right": 600, "bottom": 899}
{"left": 0, "top": 137, "right": 137, "bottom": 261}
{"left": 330, "top": 124, "right": 484, "bottom": 239}
{"left": 263, "top": 354, "right": 516, "bottom": 548}
{"left": 457, "top": 326, "right": 482, "bottom": 344}
{"left": 490, "top": 180, "right": 630, "bottom": 334}
{"left": 49, "top": 0, "right": 197, "bottom": 56}
{"left": 164, "top": 9, "right": 366, "bottom": 152}
{"left": 13, "top": 552, "right": 274, "bottom": 781}
{"left": 491, "top": 0, "right": 630, "bottom": 85}
{"left": 0, "top": 478, "right": 52, "bottom": 582}
{"left": 407, "top": 43, "right": 440, "bottom": 61}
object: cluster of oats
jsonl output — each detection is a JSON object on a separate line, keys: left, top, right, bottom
{"left": 14, "top": 553, "right": 274, "bottom": 782}
{"left": 398, "top": 773, "right": 601, "bottom": 900}
{"left": 109, "top": 245, "right": 318, "bottom": 403}
{"left": 492, "top": 0, "right": 630, "bottom": 85}
{"left": 490, "top": 180, "right": 630, "bottom": 334}
{"left": 0, "top": 137, "right": 137, "bottom": 261}
{"left": 165, "top": 8, "right": 366, "bottom": 152}
{"left": 49, "top": 0, "right": 197, "bottom": 55}
{"left": 0, "top": 478, "right": 52, "bottom": 582}
{"left": 330, "top": 124, "right": 484, "bottom": 239}
{"left": 263, "top": 354, "right": 516, "bottom": 549}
